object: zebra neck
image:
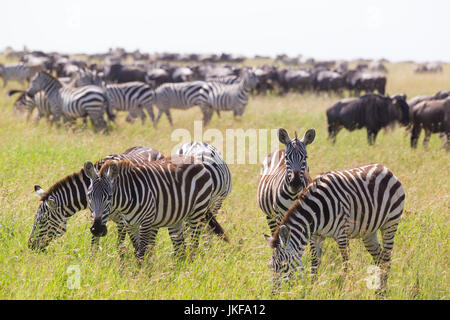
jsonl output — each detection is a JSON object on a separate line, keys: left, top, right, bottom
{"left": 47, "top": 170, "right": 90, "bottom": 219}
{"left": 283, "top": 199, "right": 318, "bottom": 253}
{"left": 42, "top": 80, "right": 62, "bottom": 105}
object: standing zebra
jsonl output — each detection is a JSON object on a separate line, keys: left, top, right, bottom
{"left": 29, "top": 147, "right": 164, "bottom": 251}
{"left": 177, "top": 142, "right": 232, "bottom": 240}
{"left": 104, "top": 81, "right": 155, "bottom": 124}
{"left": 27, "top": 72, "right": 114, "bottom": 130}
{"left": 84, "top": 155, "right": 222, "bottom": 262}
{"left": 153, "top": 81, "right": 209, "bottom": 127}
{"left": 8, "top": 89, "right": 52, "bottom": 123}
{"left": 264, "top": 163, "right": 405, "bottom": 292}
{"left": 257, "top": 128, "right": 316, "bottom": 234}
{"left": 200, "top": 69, "right": 258, "bottom": 125}
{"left": 0, "top": 63, "right": 44, "bottom": 87}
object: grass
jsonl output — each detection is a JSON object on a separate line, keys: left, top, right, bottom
{"left": 0, "top": 57, "right": 448, "bottom": 299}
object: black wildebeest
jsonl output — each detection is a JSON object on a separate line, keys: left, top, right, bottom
{"left": 410, "top": 97, "right": 450, "bottom": 149}
{"left": 327, "top": 93, "right": 410, "bottom": 145}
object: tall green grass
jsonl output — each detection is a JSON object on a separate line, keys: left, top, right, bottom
{"left": 0, "top": 59, "right": 448, "bottom": 299}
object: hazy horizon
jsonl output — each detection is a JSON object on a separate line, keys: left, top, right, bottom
{"left": 3, "top": 0, "right": 450, "bottom": 63}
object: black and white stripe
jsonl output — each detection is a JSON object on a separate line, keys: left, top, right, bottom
{"left": 153, "top": 81, "right": 208, "bottom": 126}
{"left": 177, "top": 142, "right": 232, "bottom": 240}
{"left": 105, "top": 81, "right": 155, "bottom": 124}
{"left": 265, "top": 163, "right": 405, "bottom": 291}
{"left": 27, "top": 72, "right": 113, "bottom": 129}
{"left": 200, "top": 70, "right": 258, "bottom": 124}
{"left": 84, "top": 155, "right": 217, "bottom": 261}
{"left": 0, "top": 63, "right": 44, "bottom": 87}
{"left": 29, "top": 147, "right": 164, "bottom": 251}
{"left": 257, "top": 128, "right": 316, "bottom": 234}
{"left": 8, "top": 89, "right": 52, "bottom": 123}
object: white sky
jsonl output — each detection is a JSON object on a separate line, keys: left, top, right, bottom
{"left": 2, "top": 0, "right": 450, "bottom": 62}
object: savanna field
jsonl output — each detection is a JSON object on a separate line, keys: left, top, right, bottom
{"left": 0, "top": 56, "right": 448, "bottom": 299}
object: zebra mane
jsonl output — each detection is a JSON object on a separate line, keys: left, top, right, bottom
{"left": 98, "top": 159, "right": 133, "bottom": 176}
{"left": 39, "top": 169, "right": 86, "bottom": 202}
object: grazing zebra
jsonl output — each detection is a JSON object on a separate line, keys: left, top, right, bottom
{"left": 84, "top": 155, "right": 224, "bottom": 261}
{"left": 27, "top": 72, "right": 114, "bottom": 130}
{"left": 8, "top": 89, "right": 51, "bottom": 123}
{"left": 105, "top": 82, "right": 155, "bottom": 124}
{"left": 264, "top": 163, "right": 405, "bottom": 292}
{"left": 29, "top": 147, "right": 164, "bottom": 251}
{"left": 153, "top": 81, "right": 208, "bottom": 127}
{"left": 200, "top": 69, "right": 258, "bottom": 124}
{"left": 257, "top": 128, "right": 316, "bottom": 234}
{"left": 0, "top": 63, "right": 44, "bottom": 87}
{"left": 177, "top": 142, "right": 232, "bottom": 240}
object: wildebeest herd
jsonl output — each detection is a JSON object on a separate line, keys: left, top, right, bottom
{"left": 3, "top": 48, "right": 448, "bottom": 149}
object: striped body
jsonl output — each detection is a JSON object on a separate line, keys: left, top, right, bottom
{"left": 85, "top": 155, "right": 214, "bottom": 260}
{"left": 266, "top": 163, "right": 405, "bottom": 290}
{"left": 29, "top": 147, "right": 164, "bottom": 251}
{"left": 0, "top": 63, "right": 44, "bottom": 87}
{"left": 27, "top": 72, "right": 111, "bottom": 129}
{"left": 201, "top": 70, "right": 258, "bottom": 122}
{"left": 105, "top": 81, "right": 155, "bottom": 123}
{"left": 177, "top": 142, "right": 232, "bottom": 216}
{"left": 257, "top": 129, "right": 315, "bottom": 234}
{"left": 153, "top": 81, "right": 207, "bottom": 126}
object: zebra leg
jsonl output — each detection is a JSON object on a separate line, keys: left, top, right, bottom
{"left": 310, "top": 235, "right": 325, "bottom": 279}
{"left": 335, "top": 234, "right": 350, "bottom": 272}
{"left": 136, "top": 224, "right": 159, "bottom": 263}
{"left": 116, "top": 219, "right": 128, "bottom": 258}
{"left": 200, "top": 105, "right": 214, "bottom": 126}
{"left": 168, "top": 222, "right": 186, "bottom": 260}
{"left": 153, "top": 109, "right": 163, "bottom": 128}
{"left": 362, "top": 233, "right": 382, "bottom": 264}
{"left": 164, "top": 109, "right": 173, "bottom": 126}
{"left": 90, "top": 235, "right": 100, "bottom": 252}
{"left": 143, "top": 103, "right": 155, "bottom": 124}
{"left": 377, "top": 223, "right": 400, "bottom": 292}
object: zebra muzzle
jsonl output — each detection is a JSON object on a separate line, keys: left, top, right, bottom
{"left": 90, "top": 220, "right": 108, "bottom": 237}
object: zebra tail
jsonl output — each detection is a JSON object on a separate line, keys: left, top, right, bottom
{"left": 7, "top": 89, "right": 26, "bottom": 98}
{"left": 206, "top": 212, "right": 229, "bottom": 242}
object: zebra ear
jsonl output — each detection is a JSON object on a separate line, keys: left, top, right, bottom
{"left": 279, "top": 225, "right": 291, "bottom": 248}
{"left": 105, "top": 162, "right": 119, "bottom": 182}
{"left": 34, "top": 185, "right": 45, "bottom": 198}
{"left": 301, "top": 129, "right": 316, "bottom": 145}
{"left": 84, "top": 161, "right": 97, "bottom": 180}
{"left": 278, "top": 128, "right": 291, "bottom": 145}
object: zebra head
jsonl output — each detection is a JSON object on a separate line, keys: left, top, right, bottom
{"left": 29, "top": 185, "right": 67, "bottom": 250}
{"left": 27, "top": 72, "right": 59, "bottom": 98}
{"left": 278, "top": 128, "right": 315, "bottom": 193}
{"left": 84, "top": 161, "right": 119, "bottom": 237}
{"left": 264, "top": 225, "right": 303, "bottom": 284}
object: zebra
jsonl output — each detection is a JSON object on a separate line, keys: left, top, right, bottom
{"left": 104, "top": 82, "right": 155, "bottom": 124}
{"left": 0, "top": 63, "right": 44, "bottom": 87}
{"left": 200, "top": 69, "right": 258, "bottom": 125}
{"left": 29, "top": 146, "right": 164, "bottom": 251}
{"left": 83, "top": 154, "right": 225, "bottom": 262}
{"left": 8, "top": 89, "right": 52, "bottom": 123}
{"left": 153, "top": 81, "right": 209, "bottom": 127}
{"left": 26, "top": 71, "right": 114, "bottom": 130}
{"left": 264, "top": 163, "right": 405, "bottom": 292}
{"left": 257, "top": 128, "right": 316, "bottom": 234}
{"left": 177, "top": 142, "right": 232, "bottom": 240}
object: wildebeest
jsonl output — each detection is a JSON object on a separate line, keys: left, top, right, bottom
{"left": 409, "top": 97, "right": 450, "bottom": 149}
{"left": 407, "top": 90, "right": 450, "bottom": 109}
{"left": 327, "top": 93, "right": 410, "bottom": 145}
{"left": 105, "top": 63, "right": 147, "bottom": 83}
